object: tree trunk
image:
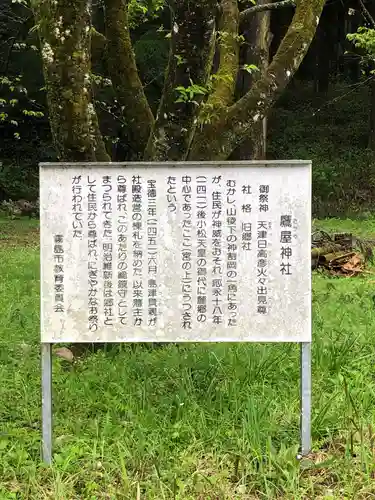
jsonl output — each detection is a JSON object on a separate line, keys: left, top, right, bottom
{"left": 31, "top": 0, "right": 110, "bottom": 161}
{"left": 188, "top": 0, "right": 327, "bottom": 161}
{"left": 368, "top": 70, "right": 375, "bottom": 151}
{"left": 231, "top": 0, "right": 271, "bottom": 160}
{"left": 144, "top": 0, "right": 217, "bottom": 161}
{"left": 202, "top": 0, "right": 239, "bottom": 113}
{"left": 314, "top": 4, "right": 336, "bottom": 93}
{"left": 103, "top": 0, "right": 154, "bottom": 159}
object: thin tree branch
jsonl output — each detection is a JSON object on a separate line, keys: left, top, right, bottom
{"left": 358, "top": 0, "right": 375, "bottom": 28}
{"left": 2, "top": 15, "right": 33, "bottom": 74}
{"left": 91, "top": 27, "right": 107, "bottom": 52}
{"left": 240, "top": 0, "right": 295, "bottom": 24}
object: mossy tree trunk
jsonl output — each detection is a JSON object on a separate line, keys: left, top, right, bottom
{"left": 34, "top": 0, "right": 326, "bottom": 164}
{"left": 144, "top": 0, "right": 217, "bottom": 161}
{"left": 231, "top": 0, "right": 271, "bottom": 160}
{"left": 31, "top": 0, "right": 110, "bottom": 161}
{"left": 203, "top": 0, "right": 239, "bottom": 113}
{"left": 103, "top": 0, "right": 154, "bottom": 159}
{"left": 188, "top": 0, "right": 326, "bottom": 160}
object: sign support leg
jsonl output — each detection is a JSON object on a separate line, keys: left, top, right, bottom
{"left": 41, "top": 342, "right": 52, "bottom": 464}
{"left": 300, "top": 341, "right": 312, "bottom": 456}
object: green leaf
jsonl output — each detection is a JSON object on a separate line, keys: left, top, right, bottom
{"left": 242, "top": 64, "right": 260, "bottom": 74}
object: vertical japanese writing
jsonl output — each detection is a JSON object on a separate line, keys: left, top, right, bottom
{"left": 259, "top": 184, "right": 269, "bottom": 212}
{"left": 117, "top": 175, "right": 128, "bottom": 326}
{"left": 102, "top": 176, "right": 114, "bottom": 327}
{"left": 212, "top": 175, "right": 223, "bottom": 325}
{"left": 72, "top": 176, "right": 83, "bottom": 239}
{"left": 257, "top": 183, "right": 270, "bottom": 315}
{"left": 147, "top": 179, "right": 158, "bottom": 327}
{"left": 241, "top": 183, "right": 252, "bottom": 251}
{"left": 257, "top": 221, "right": 268, "bottom": 314}
{"left": 166, "top": 175, "right": 177, "bottom": 213}
{"left": 181, "top": 175, "right": 192, "bottom": 329}
{"left": 53, "top": 234, "right": 64, "bottom": 313}
{"left": 226, "top": 179, "right": 238, "bottom": 327}
{"left": 196, "top": 176, "right": 207, "bottom": 323}
{"left": 280, "top": 214, "right": 292, "bottom": 276}
{"left": 132, "top": 175, "right": 143, "bottom": 326}
{"left": 87, "top": 176, "right": 99, "bottom": 332}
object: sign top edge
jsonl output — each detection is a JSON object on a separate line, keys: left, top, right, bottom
{"left": 39, "top": 160, "right": 312, "bottom": 167}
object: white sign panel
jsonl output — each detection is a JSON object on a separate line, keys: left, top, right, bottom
{"left": 40, "top": 161, "right": 311, "bottom": 343}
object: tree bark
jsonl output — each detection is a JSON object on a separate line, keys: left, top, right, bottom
{"left": 201, "top": 0, "right": 239, "bottom": 116}
{"left": 364, "top": 0, "right": 375, "bottom": 150}
{"left": 31, "top": 0, "right": 110, "bottom": 161}
{"left": 144, "top": 0, "right": 217, "bottom": 161}
{"left": 240, "top": 0, "right": 295, "bottom": 21}
{"left": 103, "top": 0, "right": 154, "bottom": 159}
{"left": 314, "top": 4, "right": 337, "bottom": 93}
{"left": 188, "top": 0, "right": 326, "bottom": 161}
{"left": 231, "top": 0, "right": 271, "bottom": 160}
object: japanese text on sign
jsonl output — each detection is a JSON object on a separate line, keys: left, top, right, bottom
{"left": 40, "top": 162, "right": 311, "bottom": 343}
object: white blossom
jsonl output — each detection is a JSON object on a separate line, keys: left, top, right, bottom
{"left": 41, "top": 43, "right": 54, "bottom": 64}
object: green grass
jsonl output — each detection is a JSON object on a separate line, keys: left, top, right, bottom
{"left": 268, "top": 82, "right": 375, "bottom": 217}
{"left": 1, "top": 217, "right": 375, "bottom": 498}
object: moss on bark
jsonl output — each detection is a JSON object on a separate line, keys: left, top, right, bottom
{"left": 103, "top": 0, "right": 154, "bottom": 159}
{"left": 201, "top": 0, "right": 239, "bottom": 116}
{"left": 231, "top": 0, "right": 271, "bottom": 160}
{"left": 31, "top": 0, "right": 110, "bottom": 161}
{"left": 145, "top": 0, "right": 217, "bottom": 161}
{"left": 188, "top": 0, "right": 326, "bottom": 160}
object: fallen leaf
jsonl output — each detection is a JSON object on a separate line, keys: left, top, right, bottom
{"left": 54, "top": 347, "right": 74, "bottom": 362}
{"left": 341, "top": 253, "right": 364, "bottom": 274}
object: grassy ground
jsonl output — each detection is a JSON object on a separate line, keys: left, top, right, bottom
{"left": 1, "top": 217, "right": 375, "bottom": 499}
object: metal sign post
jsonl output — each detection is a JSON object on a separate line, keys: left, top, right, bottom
{"left": 300, "top": 342, "right": 312, "bottom": 457}
{"left": 41, "top": 344, "right": 312, "bottom": 463}
{"left": 40, "top": 161, "right": 312, "bottom": 464}
{"left": 41, "top": 343, "right": 52, "bottom": 464}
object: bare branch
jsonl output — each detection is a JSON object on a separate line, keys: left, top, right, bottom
{"left": 240, "top": 0, "right": 295, "bottom": 24}
{"left": 358, "top": 0, "right": 375, "bottom": 28}
{"left": 91, "top": 27, "right": 107, "bottom": 52}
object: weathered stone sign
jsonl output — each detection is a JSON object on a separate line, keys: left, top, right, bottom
{"left": 40, "top": 161, "right": 311, "bottom": 343}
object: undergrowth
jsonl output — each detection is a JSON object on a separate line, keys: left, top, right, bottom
{"left": 1, "top": 218, "right": 375, "bottom": 497}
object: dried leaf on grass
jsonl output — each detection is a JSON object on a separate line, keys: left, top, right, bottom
{"left": 341, "top": 253, "right": 364, "bottom": 274}
{"left": 54, "top": 347, "right": 74, "bottom": 363}
{"left": 323, "top": 252, "right": 365, "bottom": 277}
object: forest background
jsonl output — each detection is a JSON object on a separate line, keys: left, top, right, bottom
{"left": 1, "top": 0, "right": 375, "bottom": 217}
